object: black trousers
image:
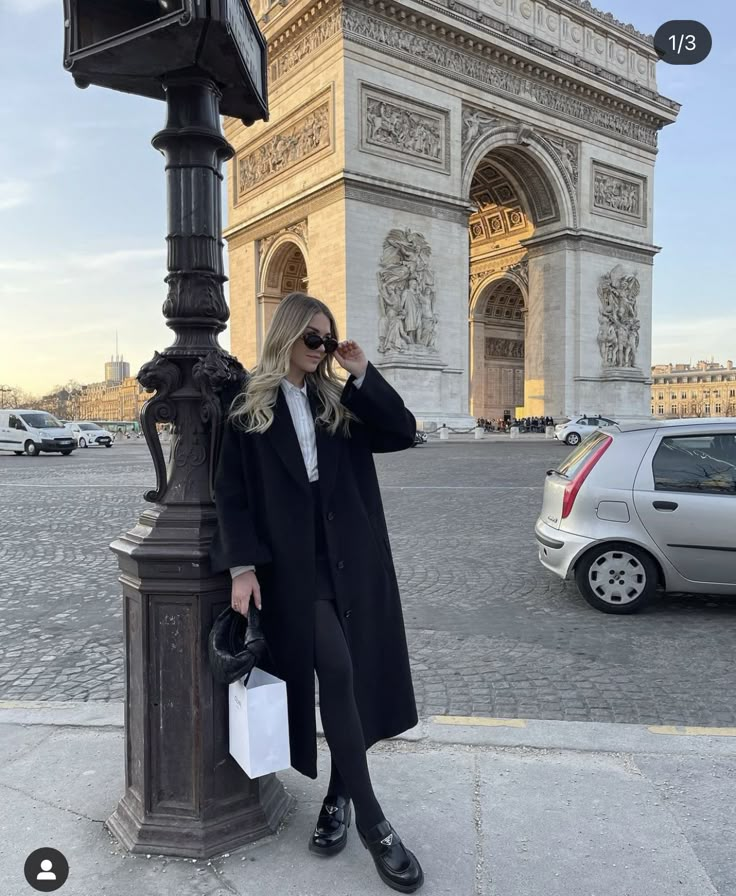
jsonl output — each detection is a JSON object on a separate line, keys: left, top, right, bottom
{"left": 310, "top": 479, "right": 383, "bottom": 830}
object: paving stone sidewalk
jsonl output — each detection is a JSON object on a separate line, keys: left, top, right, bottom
{"left": 1, "top": 706, "right": 734, "bottom": 896}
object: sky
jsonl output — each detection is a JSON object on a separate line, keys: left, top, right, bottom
{"left": 0, "top": 0, "right": 733, "bottom": 396}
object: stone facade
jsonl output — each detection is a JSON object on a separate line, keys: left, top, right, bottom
{"left": 78, "top": 375, "right": 148, "bottom": 423}
{"left": 651, "top": 361, "right": 736, "bottom": 419}
{"left": 225, "top": 0, "right": 679, "bottom": 423}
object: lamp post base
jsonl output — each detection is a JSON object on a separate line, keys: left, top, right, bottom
{"left": 107, "top": 774, "right": 293, "bottom": 859}
{"left": 107, "top": 506, "right": 294, "bottom": 859}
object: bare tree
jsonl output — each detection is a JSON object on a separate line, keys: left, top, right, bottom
{"left": 0, "top": 384, "right": 38, "bottom": 408}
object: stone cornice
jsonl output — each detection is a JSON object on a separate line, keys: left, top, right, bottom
{"left": 264, "top": 3, "right": 677, "bottom": 150}
{"left": 265, "top": 0, "right": 341, "bottom": 59}
{"left": 224, "top": 177, "right": 345, "bottom": 249}
{"left": 343, "top": 7, "right": 664, "bottom": 148}
{"left": 356, "top": 2, "right": 677, "bottom": 121}
{"left": 522, "top": 227, "right": 661, "bottom": 261}
{"left": 263, "top": 0, "right": 678, "bottom": 116}
{"left": 557, "top": 0, "right": 651, "bottom": 44}
{"left": 416, "top": 0, "right": 673, "bottom": 102}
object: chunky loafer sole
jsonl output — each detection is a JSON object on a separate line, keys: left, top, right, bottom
{"left": 358, "top": 824, "right": 424, "bottom": 893}
{"left": 308, "top": 799, "right": 352, "bottom": 857}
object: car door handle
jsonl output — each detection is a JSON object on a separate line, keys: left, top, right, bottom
{"left": 652, "top": 500, "right": 678, "bottom": 511}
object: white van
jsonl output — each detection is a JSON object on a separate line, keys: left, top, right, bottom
{"left": 0, "top": 409, "right": 76, "bottom": 456}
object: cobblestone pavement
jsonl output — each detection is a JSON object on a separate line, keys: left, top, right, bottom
{"left": 1, "top": 437, "right": 735, "bottom": 725}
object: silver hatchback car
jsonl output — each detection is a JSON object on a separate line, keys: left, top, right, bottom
{"left": 535, "top": 419, "right": 736, "bottom": 613}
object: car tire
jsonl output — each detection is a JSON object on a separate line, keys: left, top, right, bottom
{"left": 24, "top": 441, "right": 40, "bottom": 457}
{"left": 565, "top": 432, "right": 582, "bottom": 446}
{"left": 575, "top": 542, "right": 659, "bottom": 614}
{"left": 105, "top": 443, "right": 112, "bottom": 448}
{"left": 60, "top": 450, "right": 73, "bottom": 456}
{"left": 79, "top": 438, "right": 87, "bottom": 448}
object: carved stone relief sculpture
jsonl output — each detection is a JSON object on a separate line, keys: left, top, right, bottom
{"left": 377, "top": 229, "right": 438, "bottom": 354}
{"left": 597, "top": 265, "right": 641, "bottom": 369}
{"left": 505, "top": 258, "right": 529, "bottom": 290}
{"left": 485, "top": 337, "right": 525, "bottom": 360}
{"left": 462, "top": 108, "right": 502, "bottom": 160}
{"left": 259, "top": 221, "right": 308, "bottom": 260}
{"left": 542, "top": 133, "right": 579, "bottom": 188}
{"left": 344, "top": 10, "right": 659, "bottom": 148}
{"left": 269, "top": 10, "right": 342, "bottom": 84}
{"left": 592, "top": 164, "right": 645, "bottom": 222}
{"left": 364, "top": 93, "right": 445, "bottom": 167}
{"left": 237, "top": 102, "right": 330, "bottom": 197}
{"left": 469, "top": 253, "right": 528, "bottom": 291}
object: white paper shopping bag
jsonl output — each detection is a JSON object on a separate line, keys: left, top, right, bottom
{"left": 228, "top": 667, "right": 290, "bottom": 779}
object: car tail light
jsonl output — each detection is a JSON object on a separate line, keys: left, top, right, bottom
{"left": 561, "top": 435, "right": 613, "bottom": 519}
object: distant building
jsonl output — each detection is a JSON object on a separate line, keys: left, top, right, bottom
{"left": 650, "top": 361, "right": 736, "bottom": 418}
{"left": 105, "top": 355, "right": 131, "bottom": 385}
{"left": 79, "top": 374, "right": 147, "bottom": 423}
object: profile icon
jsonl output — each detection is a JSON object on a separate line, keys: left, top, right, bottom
{"left": 23, "top": 848, "right": 69, "bottom": 892}
{"left": 37, "top": 859, "right": 57, "bottom": 880}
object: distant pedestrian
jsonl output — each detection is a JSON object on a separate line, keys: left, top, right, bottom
{"left": 210, "top": 292, "right": 424, "bottom": 892}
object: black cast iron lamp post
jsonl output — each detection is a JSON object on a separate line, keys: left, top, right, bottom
{"left": 62, "top": 0, "right": 292, "bottom": 858}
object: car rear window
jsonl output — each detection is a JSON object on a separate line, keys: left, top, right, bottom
{"left": 557, "top": 430, "right": 611, "bottom": 479}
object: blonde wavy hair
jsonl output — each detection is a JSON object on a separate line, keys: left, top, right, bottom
{"left": 229, "top": 292, "right": 355, "bottom": 436}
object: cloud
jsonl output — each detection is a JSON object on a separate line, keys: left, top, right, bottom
{"left": 0, "top": 179, "right": 32, "bottom": 211}
{"left": 0, "top": 260, "right": 37, "bottom": 272}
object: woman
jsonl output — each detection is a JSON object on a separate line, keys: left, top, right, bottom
{"left": 210, "top": 292, "right": 424, "bottom": 893}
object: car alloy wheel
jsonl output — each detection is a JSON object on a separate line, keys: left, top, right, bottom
{"left": 565, "top": 432, "right": 581, "bottom": 445}
{"left": 24, "top": 440, "right": 40, "bottom": 457}
{"left": 79, "top": 438, "right": 87, "bottom": 447}
{"left": 575, "top": 543, "right": 658, "bottom": 614}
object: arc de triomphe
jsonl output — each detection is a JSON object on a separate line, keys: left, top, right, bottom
{"left": 224, "top": 0, "right": 679, "bottom": 425}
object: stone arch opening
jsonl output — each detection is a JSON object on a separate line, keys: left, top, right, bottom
{"left": 470, "top": 277, "right": 527, "bottom": 420}
{"left": 261, "top": 240, "right": 308, "bottom": 296}
{"left": 256, "top": 238, "right": 308, "bottom": 356}
{"left": 467, "top": 136, "right": 569, "bottom": 419}
{"left": 461, "top": 124, "right": 577, "bottom": 229}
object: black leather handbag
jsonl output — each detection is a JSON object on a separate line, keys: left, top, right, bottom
{"left": 208, "top": 604, "right": 270, "bottom": 685}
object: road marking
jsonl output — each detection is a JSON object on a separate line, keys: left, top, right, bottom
{"left": 648, "top": 725, "right": 736, "bottom": 737}
{"left": 431, "top": 715, "right": 527, "bottom": 728}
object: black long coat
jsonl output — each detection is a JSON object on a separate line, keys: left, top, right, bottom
{"left": 209, "top": 362, "right": 418, "bottom": 779}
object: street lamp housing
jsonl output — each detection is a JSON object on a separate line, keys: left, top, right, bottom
{"left": 62, "top": 0, "right": 268, "bottom": 125}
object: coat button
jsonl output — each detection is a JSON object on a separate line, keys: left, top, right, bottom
{"left": 336, "top": 560, "right": 345, "bottom": 570}
{"left": 327, "top": 511, "right": 335, "bottom": 521}
{"left": 344, "top": 609, "right": 352, "bottom": 619}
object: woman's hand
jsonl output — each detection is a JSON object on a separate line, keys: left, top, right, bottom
{"left": 231, "top": 570, "right": 261, "bottom": 615}
{"left": 333, "top": 339, "right": 368, "bottom": 379}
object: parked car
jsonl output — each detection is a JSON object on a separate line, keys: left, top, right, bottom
{"left": 0, "top": 409, "right": 76, "bottom": 456}
{"left": 554, "top": 415, "right": 617, "bottom": 446}
{"left": 66, "top": 421, "right": 114, "bottom": 448}
{"left": 535, "top": 419, "right": 736, "bottom": 614}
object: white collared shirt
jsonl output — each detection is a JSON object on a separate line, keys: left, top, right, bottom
{"left": 230, "top": 371, "right": 365, "bottom": 579}
{"left": 279, "top": 377, "right": 319, "bottom": 483}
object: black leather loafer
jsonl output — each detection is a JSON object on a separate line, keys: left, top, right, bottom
{"left": 308, "top": 795, "right": 352, "bottom": 857}
{"left": 357, "top": 819, "right": 424, "bottom": 893}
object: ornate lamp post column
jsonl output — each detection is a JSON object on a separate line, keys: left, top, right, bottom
{"left": 63, "top": 1, "right": 293, "bottom": 858}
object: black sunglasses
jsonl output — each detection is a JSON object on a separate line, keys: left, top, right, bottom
{"left": 301, "top": 332, "right": 338, "bottom": 354}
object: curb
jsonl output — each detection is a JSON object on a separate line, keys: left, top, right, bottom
{"left": 3, "top": 701, "right": 736, "bottom": 757}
